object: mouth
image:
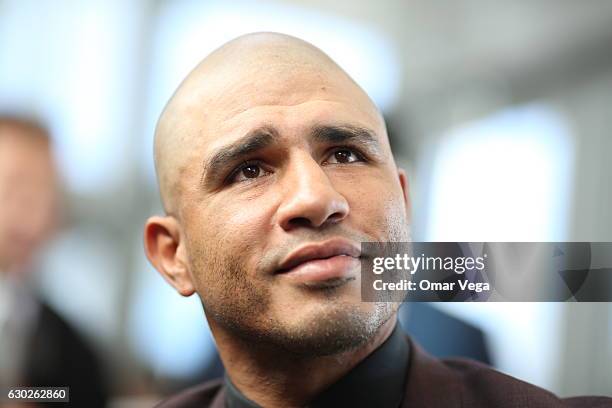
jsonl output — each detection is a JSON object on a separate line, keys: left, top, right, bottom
{"left": 276, "top": 237, "right": 361, "bottom": 284}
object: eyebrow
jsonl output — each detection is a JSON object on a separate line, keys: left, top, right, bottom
{"left": 202, "top": 126, "right": 279, "bottom": 185}
{"left": 311, "top": 124, "right": 381, "bottom": 150}
{"left": 200, "top": 124, "right": 383, "bottom": 187}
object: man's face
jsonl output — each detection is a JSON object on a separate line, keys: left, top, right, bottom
{"left": 170, "top": 63, "right": 410, "bottom": 355}
{"left": 0, "top": 131, "right": 58, "bottom": 272}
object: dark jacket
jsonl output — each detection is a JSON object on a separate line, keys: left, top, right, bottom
{"left": 23, "top": 302, "right": 108, "bottom": 408}
{"left": 155, "top": 336, "right": 611, "bottom": 408}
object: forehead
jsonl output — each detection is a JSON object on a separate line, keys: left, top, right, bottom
{"left": 0, "top": 124, "right": 52, "bottom": 165}
{"left": 0, "top": 140, "right": 54, "bottom": 193}
{"left": 179, "top": 68, "right": 384, "bottom": 155}
{"left": 0, "top": 129, "right": 49, "bottom": 160}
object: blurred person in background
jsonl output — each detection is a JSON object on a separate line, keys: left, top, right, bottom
{"left": 0, "top": 115, "right": 108, "bottom": 407}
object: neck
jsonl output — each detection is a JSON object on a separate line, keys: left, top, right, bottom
{"left": 0, "top": 257, "right": 8, "bottom": 274}
{"left": 0, "top": 258, "right": 26, "bottom": 278}
{"left": 210, "top": 317, "right": 397, "bottom": 408}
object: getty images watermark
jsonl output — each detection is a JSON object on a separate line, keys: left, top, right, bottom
{"left": 360, "top": 242, "right": 612, "bottom": 302}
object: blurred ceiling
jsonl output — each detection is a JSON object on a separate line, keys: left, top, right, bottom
{"left": 283, "top": 0, "right": 612, "bottom": 101}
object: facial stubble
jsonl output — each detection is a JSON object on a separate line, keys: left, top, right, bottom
{"left": 189, "top": 239, "right": 396, "bottom": 358}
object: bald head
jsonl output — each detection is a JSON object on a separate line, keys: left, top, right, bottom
{"left": 154, "top": 32, "right": 385, "bottom": 214}
{"left": 145, "top": 33, "right": 410, "bottom": 366}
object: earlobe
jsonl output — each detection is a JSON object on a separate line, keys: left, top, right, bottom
{"left": 397, "top": 168, "right": 412, "bottom": 221}
{"left": 144, "top": 216, "right": 196, "bottom": 297}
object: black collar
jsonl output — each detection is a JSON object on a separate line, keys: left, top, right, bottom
{"left": 225, "top": 324, "right": 410, "bottom": 408}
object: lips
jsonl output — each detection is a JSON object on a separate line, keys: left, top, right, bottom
{"left": 276, "top": 238, "right": 361, "bottom": 283}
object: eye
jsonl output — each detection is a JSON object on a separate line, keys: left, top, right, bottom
{"left": 325, "top": 148, "right": 363, "bottom": 164}
{"left": 241, "top": 164, "right": 260, "bottom": 178}
{"left": 228, "top": 161, "right": 270, "bottom": 184}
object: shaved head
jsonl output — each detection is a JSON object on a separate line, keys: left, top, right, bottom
{"left": 154, "top": 32, "right": 384, "bottom": 214}
{"left": 145, "top": 31, "right": 409, "bottom": 365}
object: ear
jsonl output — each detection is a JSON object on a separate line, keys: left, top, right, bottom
{"left": 397, "top": 168, "right": 412, "bottom": 222}
{"left": 144, "top": 215, "right": 195, "bottom": 296}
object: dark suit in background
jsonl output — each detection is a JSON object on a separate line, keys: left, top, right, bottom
{"left": 3, "top": 298, "right": 109, "bottom": 408}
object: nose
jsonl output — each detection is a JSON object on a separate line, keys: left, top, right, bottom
{"left": 276, "top": 154, "right": 350, "bottom": 231}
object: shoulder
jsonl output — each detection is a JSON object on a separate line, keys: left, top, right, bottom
{"left": 154, "top": 379, "right": 225, "bottom": 408}
{"left": 29, "top": 302, "right": 98, "bottom": 364}
{"left": 443, "top": 357, "right": 609, "bottom": 407}
{"left": 405, "top": 337, "right": 612, "bottom": 408}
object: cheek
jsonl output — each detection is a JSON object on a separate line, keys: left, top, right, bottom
{"left": 180, "top": 196, "right": 277, "bottom": 321}
{"left": 342, "top": 173, "right": 409, "bottom": 242}
{"left": 182, "top": 194, "right": 275, "bottom": 276}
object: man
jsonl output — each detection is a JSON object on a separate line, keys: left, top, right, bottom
{"left": 0, "top": 116, "right": 108, "bottom": 407}
{"left": 144, "top": 33, "right": 610, "bottom": 407}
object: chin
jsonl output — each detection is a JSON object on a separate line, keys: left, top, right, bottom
{"left": 265, "top": 301, "right": 394, "bottom": 357}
